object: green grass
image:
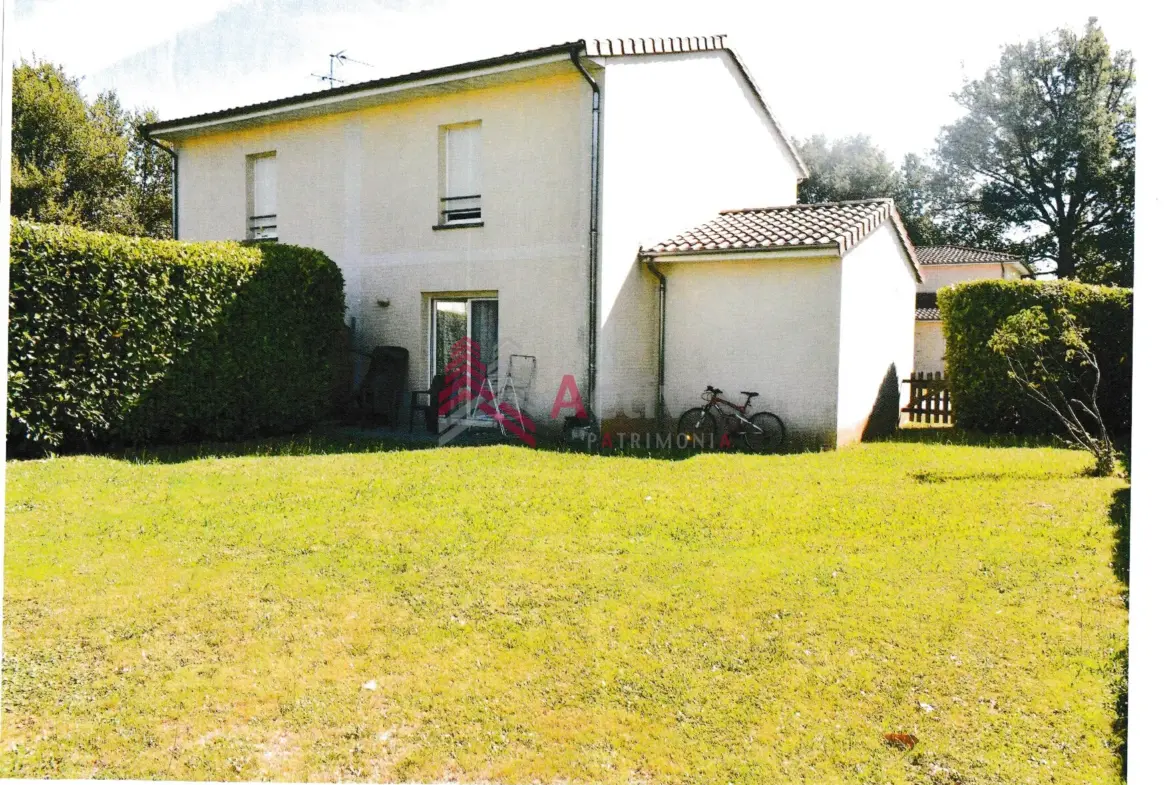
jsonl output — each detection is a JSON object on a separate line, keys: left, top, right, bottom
{"left": 2, "top": 436, "right": 1128, "bottom": 783}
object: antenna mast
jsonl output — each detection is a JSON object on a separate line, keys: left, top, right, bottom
{"left": 311, "top": 49, "right": 373, "bottom": 88}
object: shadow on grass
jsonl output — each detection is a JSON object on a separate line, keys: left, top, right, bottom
{"left": 109, "top": 424, "right": 724, "bottom": 465}
{"left": 908, "top": 469, "right": 1084, "bottom": 484}
{"left": 886, "top": 426, "right": 1067, "bottom": 449}
{"left": 1109, "top": 486, "right": 1130, "bottom": 779}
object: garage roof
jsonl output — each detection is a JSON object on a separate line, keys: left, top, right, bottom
{"left": 642, "top": 198, "right": 919, "bottom": 277}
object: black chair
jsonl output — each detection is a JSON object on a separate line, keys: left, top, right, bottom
{"left": 409, "top": 373, "right": 445, "bottom": 433}
{"left": 356, "top": 346, "right": 409, "bottom": 426}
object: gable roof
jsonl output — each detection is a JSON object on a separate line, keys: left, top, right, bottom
{"left": 916, "top": 245, "right": 1025, "bottom": 267}
{"left": 143, "top": 41, "right": 585, "bottom": 139}
{"left": 585, "top": 36, "right": 807, "bottom": 178}
{"left": 641, "top": 198, "right": 920, "bottom": 280}
{"left": 142, "top": 35, "right": 806, "bottom": 175}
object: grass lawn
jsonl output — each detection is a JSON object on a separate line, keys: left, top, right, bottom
{"left": 2, "top": 434, "right": 1128, "bottom": 783}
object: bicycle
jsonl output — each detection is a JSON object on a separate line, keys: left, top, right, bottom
{"left": 677, "top": 386, "right": 786, "bottom": 452}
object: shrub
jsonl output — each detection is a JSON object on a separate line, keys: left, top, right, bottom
{"left": 988, "top": 307, "right": 1116, "bottom": 475}
{"left": 938, "top": 279, "right": 1131, "bottom": 437}
{"left": 7, "top": 219, "right": 346, "bottom": 454}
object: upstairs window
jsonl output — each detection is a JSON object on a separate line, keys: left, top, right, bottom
{"left": 247, "top": 152, "right": 278, "bottom": 241}
{"left": 439, "top": 122, "right": 482, "bottom": 226}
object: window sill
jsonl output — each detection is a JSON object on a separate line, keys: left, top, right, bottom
{"left": 433, "top": 221, "right": 484, "bottom": 231}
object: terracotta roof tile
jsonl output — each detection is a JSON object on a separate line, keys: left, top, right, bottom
{"left": 916, "top": 245, "right": 1022, "bottom": 266}
{"left": 643, "top": 199, "right": 920, "bottom": 277}
{"left": 585, "top": 36, "right": 729, "bottom": 56}
{"left": 915, "top": 292, "right": 941, "bottom": 321}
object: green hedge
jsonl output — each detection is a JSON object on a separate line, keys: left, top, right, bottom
{"left": 938, "top": 279, "right": 1132, "bottom": 437}
{"left": 8, "top": 219, "right": 347, "bottom": 454}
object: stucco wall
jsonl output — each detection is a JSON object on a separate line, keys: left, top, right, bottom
{"left": 918, "top": 262, "right": 1018, "bottom": 292}
{"left": 596, "top": 51, "right": 803, "bottom": 426}
{"left": 914, "top": 321, "right": 946, "bottom": 374}
{"left": 835, "top": 222, "right": 918, "bottom": 446}
{"left": 659, "top": 256, "right": 842, "bottom": 449}
{"left": 175, "top": 71, "right": 592, "bottom": 424}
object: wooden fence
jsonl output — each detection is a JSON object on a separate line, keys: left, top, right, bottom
{"left": 902, "top": 372, "right": 952, "bottom": 424}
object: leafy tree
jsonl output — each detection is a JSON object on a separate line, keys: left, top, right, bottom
{"left": 795, "top": 135, "right": 990, "bottom": 248}
{"left": 988, "top": 306, "right": 1116, "bottom": 475}
{"left": 896, "top": 152, "right": 1016, "bottom": 252}
{"left": 936, "top": 18, "right": 1134, "bottom": 282}
{"left": 797, "top": 134, "right": 901, "bottom": 204}
{"left": 128, "top": 108, "right": 176, "bottom": 239}
{"left": 10, "top": 58, "right": 172, "bottom": 237}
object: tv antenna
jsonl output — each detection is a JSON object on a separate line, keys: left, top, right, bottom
{"left": 312, "top": 50, "right": 372, "bottom": 88}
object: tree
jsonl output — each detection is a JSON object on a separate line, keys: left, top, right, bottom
{"left": 796, "top": 134, "right": 901, "bottom": 204}
{"left": 988, "top": 306, "right": 1115, "bottom": 475}
{"left": 795, "top": 135, "right": 995, "bottom": 248}
{"left": 936, "top": 18, "right": 1134, "bottom": 282}
{"left": 10, "top": 58, "right": 172, "bottom": 238}
{"left": 128, "top": 108, "right": 176, "bottom": 239}
{"left": 896, "top": 152, "right": 1017, "bottom": 251}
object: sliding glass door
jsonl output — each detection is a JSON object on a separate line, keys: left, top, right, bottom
{"left": 433, "top": 297, "right": 498, "bottom": 417}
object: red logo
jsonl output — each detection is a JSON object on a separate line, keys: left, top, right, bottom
{"left": 438, "top": 337, "right": 536, "bottom": 446}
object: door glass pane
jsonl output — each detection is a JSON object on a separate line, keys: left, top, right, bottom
{"left": 471, "top": 299, "right": 499, "bottom": 393}
{"left": 434, "top": 300, "right": 468, "bottom": 382}
{"left": 433, "top": 297, "right": 497, "bottom": 420}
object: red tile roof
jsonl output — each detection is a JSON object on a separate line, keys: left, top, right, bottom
{"left": 642, "top": 199, "right": 920, "bottom": 277}
{"left": 916, "top": 245, "right": 1022, "bottom": 266}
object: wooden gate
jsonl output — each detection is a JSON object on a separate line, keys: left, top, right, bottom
{"left": 902, "top": 372, "right": 952, "bottom": 424}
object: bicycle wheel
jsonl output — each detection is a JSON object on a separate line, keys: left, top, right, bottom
{"left": 744, "top": 411, "right": 785, "bottom": 452}
{"left": 677, "top": 407, "right": 719, "bottom": 449}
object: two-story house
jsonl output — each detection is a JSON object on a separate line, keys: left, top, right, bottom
{"left": 144, "top": 36, "right": 921, "bottom": 448}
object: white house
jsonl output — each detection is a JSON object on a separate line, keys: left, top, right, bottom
{"left": 143, "top": 35, "right": 919, "bottom": 447}
{"left": 913, "top": 246, "right": 1032, "bottom": 374}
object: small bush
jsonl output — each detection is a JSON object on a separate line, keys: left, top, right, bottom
{"left": 7, "top": 219, "right": 346, "bottom": 454}
{"left": 938, "top": 280, "right": 1131, "bottom": 437}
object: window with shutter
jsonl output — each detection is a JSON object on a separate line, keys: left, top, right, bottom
{"left": 247, "top": 153, "right": 278, "bottom": 240}
{"left": 439, "top": 123, "right": 482, "bottom": 225}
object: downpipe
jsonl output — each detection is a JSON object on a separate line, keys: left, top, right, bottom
{"left": 570, "top": 46, "right": 600, "bottom": 428}
{"left": 140, "top": 129, "right": 179, "bottom": 240}
{"left": 646, "top": 257, "right": 666, "bottom": 426}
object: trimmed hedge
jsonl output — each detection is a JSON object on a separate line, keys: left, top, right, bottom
{"left": 8, "top": 219, "right": 347, "bottom": 454}
{"left": 938, "top": 279, "right": 1132, "bottom": 437}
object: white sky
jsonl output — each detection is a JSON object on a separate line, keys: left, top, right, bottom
{"left": 10, "top": 0, "right": 1144, "bottom": 162}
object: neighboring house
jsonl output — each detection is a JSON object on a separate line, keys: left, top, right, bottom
{"left": 143, "top": 36, "right": 918, "bottom": 446}
{"left": 913, "top": 246, "right": 1032, "bottom": 374}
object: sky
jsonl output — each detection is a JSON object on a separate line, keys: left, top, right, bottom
{"left": 10, "top": 0, "right": 1145, "bottom": 163}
